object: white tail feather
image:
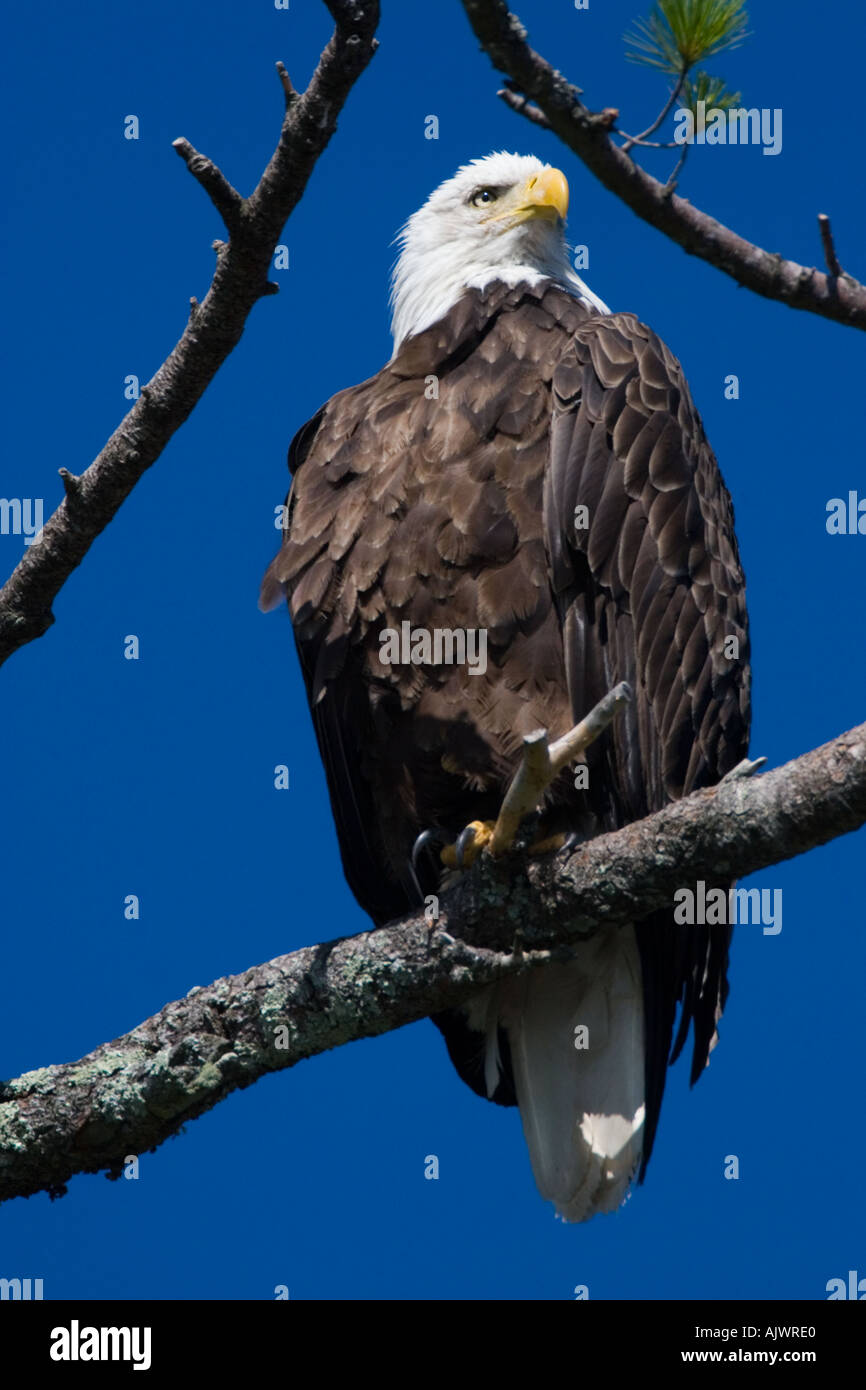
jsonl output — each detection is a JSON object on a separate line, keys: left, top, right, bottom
{"left": 497, "top": 926, "right": 645, "bottom": 1222}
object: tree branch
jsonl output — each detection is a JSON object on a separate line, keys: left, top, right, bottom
{"left": 488, "top": 682, "right": 631, "bottom": 855}
{"left": 818, "top": 213, "right": 843, "bottom": 278}
{"left": 171, "top": 138, "right": 245, "bottom": 237}
{"left": 460, "top": 0, "right": 866, "bottom": 332}
{"left": 498, "top": 81, "right": 551, "bottom": 128}
{"left": 0, "top": 0, "right": 380, "bottom": 670}
{"left": 620, "top": 67, "right": 687, "bottom": 152}
{"left": 2, "top": 720, "right": 864, "bottom": 1206}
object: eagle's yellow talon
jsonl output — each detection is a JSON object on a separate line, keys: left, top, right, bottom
{"left": 441, "top": 823, "right": 566, "bottom": 868}
{"left": 440, "top": 819, "right": 496, "bottom": 869}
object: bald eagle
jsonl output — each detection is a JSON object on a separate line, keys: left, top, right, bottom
{"left": 262, "top": 152, "right": 750, "bottom": 1222}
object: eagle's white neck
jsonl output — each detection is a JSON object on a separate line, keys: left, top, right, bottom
{"left": 389, "top": 223, "right": 609, "bottom": 356}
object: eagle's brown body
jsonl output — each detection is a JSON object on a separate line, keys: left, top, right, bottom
{"left": 262, "top": 278, "right": 750, "bottom": 1204}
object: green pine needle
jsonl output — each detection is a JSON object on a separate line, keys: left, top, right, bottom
{"left": 678, "top": 69, "right": 743, "bottom": 114}
{"left": 625, "top": 0, "right": 750, "bottom": 73}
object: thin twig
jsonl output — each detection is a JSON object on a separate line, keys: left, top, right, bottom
{"left": 614, "top": 132, "right": 680, "bottom": 149}
{"left": 621, "top": 68, "right": 688, "bottom": 152}
{"left": 171, "top": 138, "right": 245, "bottom": 237}
{"left": 488, "top": 683, "right": 632, "bottom": 855}
{"left": 489, "top": 729, "right": 552, "bottom": 855}
{"left": 818, "top": 213, "right": 843, "bottom": 278}
{"left": 276, "top": 60, "right": 297, "bottom": 107}
{"left": 548, "top": 682, "right": 632, "bottom": 773}
{"left": 498, "top": 85, "right": 550, "bottom": 128}
{"left": 58, "top": 469, "right": 83, "bottom": 505}
{"left": 664, "top": 143, "right": 689, "bottom": 194}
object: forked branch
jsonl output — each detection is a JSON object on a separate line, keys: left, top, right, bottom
{"left": 0, "top": 0, "right": 380, "bottom": 670}
{"left": 489, "top": 683, "right": 632, "bottom": 855}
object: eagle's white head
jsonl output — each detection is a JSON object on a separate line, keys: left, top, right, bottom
{"left": 389, "top": 151, "right": 609, "bottom": 354}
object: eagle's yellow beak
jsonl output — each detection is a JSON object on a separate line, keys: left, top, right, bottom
{"left": 514, "top": 166, "right": 569, "bottom": 222}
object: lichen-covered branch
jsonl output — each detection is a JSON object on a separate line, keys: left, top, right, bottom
{"left": 1, "top": 720, "right": 864, "bottom": 1206}
{"left": 460, "top": 0, "right": 866, "bottom": 332}
{"left": 0, "top": 0, "right": 380, "bottom": 669}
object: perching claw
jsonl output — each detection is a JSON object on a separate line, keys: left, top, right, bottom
{"left": 411, "top": 827, "right": 445, "bottom": 874}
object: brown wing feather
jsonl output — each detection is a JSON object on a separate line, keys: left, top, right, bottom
{"left": 262, "top": 282, "right": 586, "bottom": 904}
{"left": 545, "top": 310, "right": 750, "bottom": 1168}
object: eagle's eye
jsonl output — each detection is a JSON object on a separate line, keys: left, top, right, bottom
{"left": 469, "top": 186, "right": 500, "bottom": 208}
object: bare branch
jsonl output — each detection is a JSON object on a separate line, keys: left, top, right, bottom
{"left": 498, "top": 84, "right": 550, "bottom": 128}
{"left": 489, "top": 728, "right": 553, "bottom": 855}
{"left": 276, "top": 60, "right": 298, "bottom": 108}
{"left": 171, "top": 138, "right": 244, "bottom": 236}
{"left": 613, "top": 133, "right": 680, "bottom": 150}
{"left": 57, "top": 469, "right": 84, "bottom": 509}
{"left": 2, "top": 719, "right": 864, "bottom": 1206}
{"left": 548, "top": 682, "right": 632, "bottom": 773}
{"left": 460, "top": 0, "right": 866, "bottom": 332}
{"left": 664, "top": 142, "right": 689, "bottom": 193}
{"left": 488, "top": 683, "right": 632, "bottom": 855}
{"left": 818, "top": 213, "right": 843, "bottom": 278}
{"left": 0, "top": 0, "right": 380, "bottom": 671}
{"left": 621, "top": 68, "right": 687, "bottom": 151}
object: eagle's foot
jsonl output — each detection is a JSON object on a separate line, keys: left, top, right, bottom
{"left": 440, "top": 821, "right": 564, "bottom": 870}
{"left": 412, "top": 827, "right": 446, "bottom": 873}
{"left": 526, "top": 830, "right": 567, "bottom": 857}
{"left": 440, "top": 820, "right": 496, "bottom": 870}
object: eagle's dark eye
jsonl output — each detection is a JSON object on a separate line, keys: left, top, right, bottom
{"left": 470, "top": 186, "right": 500, "bottom": 207}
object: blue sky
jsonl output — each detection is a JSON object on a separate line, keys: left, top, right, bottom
{"left": 2, "top": 0, "right": 863, "bottom": 1300}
